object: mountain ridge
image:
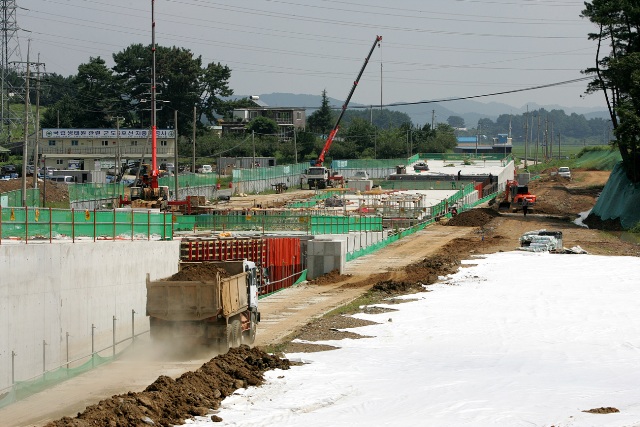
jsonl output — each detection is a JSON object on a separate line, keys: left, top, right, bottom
{"left": 238, "top": 93, "right": 610, "bottom": 126}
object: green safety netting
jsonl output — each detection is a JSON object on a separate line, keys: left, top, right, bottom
{"left": 0, "top": 189, "right": 40, "bottom": 207}
{"left": 0, "top": 207, "right": 173, "bottom": 240}
{"left": 589, "top": 162, "right": 640, "bottom": 229}
{"left": 67, "top": 174, "right": 218, "bottom": 203}
{"left": 186, "top": 213, "right": 382, "bottom": 235}
{"left": 232, "top": 163, "right": 307, "bottom": 182}
{"left": 0, "top": 353, "right": 112, "bottom": 409}
{"left": 331, "top": 158, "right": 406, "bottom": 169}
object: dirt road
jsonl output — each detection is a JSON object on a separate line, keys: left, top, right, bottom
{"left": 2, "top": 169, "right": 638, "bottom": 426}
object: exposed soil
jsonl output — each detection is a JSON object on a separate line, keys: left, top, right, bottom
{"left": 582, "top": 407, "right": 620, "bottom": 414}
{"left": 44, "top": 346, "right": 290, "bottom": 427}
{"left": 167, "top": 263, "right": 232, "bottom": 281}
{"left": 446, "top": 207, "right": 501, "bottom": 227}
{"left": 0, "top": 178, "right": 69, "bottom": 206}
{"left": 14, "top": 168, "right": 640, "bottom": 426}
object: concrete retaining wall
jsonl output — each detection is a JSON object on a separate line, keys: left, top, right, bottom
{"left": 0, "top": 241, "right": 180, "bottom": 393}
{"left": 306, "top": 230, "right": 389, "bottom": 279}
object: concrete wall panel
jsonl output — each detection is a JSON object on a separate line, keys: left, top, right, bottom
{"left": 0, "top": 240, "right": 180, "bottom": 393}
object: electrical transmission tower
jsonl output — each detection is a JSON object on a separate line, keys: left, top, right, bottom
{"left": 1, "top": 0, "right": 26, "bottom": 147}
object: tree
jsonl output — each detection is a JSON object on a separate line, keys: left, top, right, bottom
{"left": 307, "top": 90, "right": 334, "bottom": 134}
{"left": 246, "top": 116, "right": 279, "bottom": 139}
{"left": 74, "top": 57, "right": 124, "bottom": 127}
{"left": 112, "top": 44, "right": 233, "bottom": 136}
{"left": 41, "top": 94, "right": 83, "bottom": 128}
{"left": 582, "top": 1, "right": 640, "bottom": 182}
{"left": 447, "top": 115, "right": 465, "bottom": 128}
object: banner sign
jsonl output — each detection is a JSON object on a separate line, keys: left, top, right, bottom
{"left": 42, "top": 129, "right": 175, "bottom": 139}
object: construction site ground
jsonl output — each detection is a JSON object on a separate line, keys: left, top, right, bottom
{"left": 2, "top": 170, "right": 640, "bottom": 426}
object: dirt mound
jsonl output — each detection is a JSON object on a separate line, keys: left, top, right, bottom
{"left": 446, "top": 208, "right": 500, "bottom": 227}
{"left": 0, "top": 178, "right": 69, "bottom": 205}
{"left": 309, "top": 269, "right": 352, "bottom": 286}
{"left": 582, "top": 407, "right": 620, "bottom": 414}
{"left": 582, "top": 213, "right": 624, "bottom": 231}
{"left": 44, "top": 346, "right": 290, "bottom": 427}
{"left": 167, "top": 263, "right": 232, "bottom": 281}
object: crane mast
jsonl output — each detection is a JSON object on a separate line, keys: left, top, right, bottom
{"left": 315, "top": 35, "right": 382, "bottom": 167}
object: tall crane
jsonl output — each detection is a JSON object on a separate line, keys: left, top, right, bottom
{"left": 315, "top": 35, "right": 382, "bottom": 167}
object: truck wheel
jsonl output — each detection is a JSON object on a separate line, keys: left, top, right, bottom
{"left": 243, "top": 320, "right": 257, "bottom": 345}
{"left": 216, "top": 325, "right": 232, "bottom": 354}
{"left": 231, "top": 320, "right": 242, "bottom": 348}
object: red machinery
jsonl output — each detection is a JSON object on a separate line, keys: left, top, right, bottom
{"left": 499, "top": 180, "right": 537, "bottom": 211}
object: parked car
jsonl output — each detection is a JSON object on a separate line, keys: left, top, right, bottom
{"left": 413, "top": 162, "right": 429, "bottom": 171}
{"left": 557, "top": 167, "right": 571, "bottom": 180}
{"left": 198, "top": 164, "right": 213, "bottom": 174}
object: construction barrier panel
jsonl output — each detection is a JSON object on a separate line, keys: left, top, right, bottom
{"left": 0, "top": 207, "right": 173, "bottom": 242}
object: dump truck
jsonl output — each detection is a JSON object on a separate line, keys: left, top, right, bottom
{"left": 146, "top": 260, "right": 260, "bottom": 352}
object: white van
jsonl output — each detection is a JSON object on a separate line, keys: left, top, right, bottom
{"left": 49, "top": 175, "right": 75, "bottom": 184}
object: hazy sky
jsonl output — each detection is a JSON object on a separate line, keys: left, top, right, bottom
{"left": 15, "top": 0, "right": 604, "bottom": 111}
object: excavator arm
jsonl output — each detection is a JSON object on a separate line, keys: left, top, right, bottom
{"left": 315, "top": 35, "right": 382, "bottom": 167}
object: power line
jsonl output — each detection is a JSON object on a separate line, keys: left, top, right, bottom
{"left": 349, "top": 76, "right": 593, "bottom": 109}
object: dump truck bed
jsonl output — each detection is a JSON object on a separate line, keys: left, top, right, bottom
{"left": 146, "top": 271, "right": 248, "bottom": 321}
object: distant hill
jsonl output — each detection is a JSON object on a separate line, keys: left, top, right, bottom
{"left": 235, "top": 93, "right": 610, "bottom": 127}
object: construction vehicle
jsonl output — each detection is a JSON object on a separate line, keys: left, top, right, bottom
{"left": 146, "top": 260, "right": 260, "bottom": 352}
{"left": 499, "top": 180, "right": 537, "bottom": 212}
{"left": 305, "top": 35, "right": 382, "bottom": 189}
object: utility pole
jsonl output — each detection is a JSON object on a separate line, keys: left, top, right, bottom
{"left": 115, "top": 117, "right": 125, "bottom": 182}
{"left": 20, "top": 40, "right": 29, "bottom": 207}
{"left": 431, "top": 110, "right": 435, "bottom": 129}
{"left": 192, "top": 105, "right": 196, "bottom": 173}
{"left": 293, "top": 127, "right": 297, "bottom": 164}
{"left": 536, "top": 115, "right": 540, "bottom": 166}
{"left": 32, "top": 53, "right": 42, "bottom": 190}
{"left": 524, "top": 110, "right": 528, "bottom": 169}
{"left": 174, "top": 109, "right": 179, "bottom": 200}
{"left": 252, "top": 130, "right": 256, "bottom": 168}
{"left": 544, "top": 115, "right": 549, "bottom": 161}
{"left": 550, "top": 121, "right": 554, "bottom": 161}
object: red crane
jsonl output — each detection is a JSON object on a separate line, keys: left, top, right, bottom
{"left": 315, "top": 35, "right": 382, "bottom": 167}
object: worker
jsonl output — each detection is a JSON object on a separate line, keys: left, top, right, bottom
{"left": 451, "top": 175, "right": 456, "bottom": 189}
{"left": 522, "top": 198, "right": 529, "bottom": 217}
{"left": 457, "top": 170, "right": 461, "bottom": 181}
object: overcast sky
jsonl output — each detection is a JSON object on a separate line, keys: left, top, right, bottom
{"left": 15, "top": 0, "right": 604, "bottom": 111}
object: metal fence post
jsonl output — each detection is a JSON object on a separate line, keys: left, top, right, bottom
{"left": 112, "top": 316, "right": 117, "bottom": 357}
{"left": 132, "top": 309, "right": 136, "bottom": 341}
{"left": 11, "top": 350, "right": 15, "bottom": 384}
{"left": 91, "top": 323, "right": 95, "bottom": 367}
{"left": 42, "top": 340, "right": 47, "bottom": 376}
{"left": 24, "top": 206, "right": 29, "bottom": 244}
{"left": 66, "top": 332, "right": 69, "bottom": 369}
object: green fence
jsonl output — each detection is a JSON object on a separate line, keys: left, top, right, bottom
{"left": 232, "top": 163, "right": 308, "bottom": 182}
{"left": 0, "top": 207, "right": 173, "bottom": 241}
{"left": 0, "top": 188, "right": 40, "bottom": 207}
{"left": 67, "top": 174, "right": 218, "bottom": 203}
{"left": 0, "top": 354, "right": 112, "bottom": 409}
{"left": 178, "top": 212, "right": 382, "bottom": 234}
{"left": 331, "top": 158, "right": 406, "bottom": 169}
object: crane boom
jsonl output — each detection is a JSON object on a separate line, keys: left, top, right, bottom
{"left": 315, "top": 35, "right": 382, "bottom": 167}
